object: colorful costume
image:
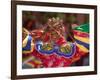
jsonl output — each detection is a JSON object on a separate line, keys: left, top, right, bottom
{"left": 22, "top": 23, "right": 89, "bottom": 68}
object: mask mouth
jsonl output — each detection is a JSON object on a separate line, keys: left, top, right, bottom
{"left": 35, "top": 41, "right": 76, "bottom": 58}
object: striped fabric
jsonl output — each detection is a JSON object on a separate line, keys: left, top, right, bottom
{"left": 73, "top": 23, "right": 89, "bottom": 54}
{"left": 22, "top": 34, "right": 34, "bottom": 54}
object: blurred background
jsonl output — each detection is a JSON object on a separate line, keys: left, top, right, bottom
{"left": 22, "top": 11, "right": 89, "bottom": 31}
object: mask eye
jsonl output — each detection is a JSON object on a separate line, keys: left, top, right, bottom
{"left": 41, "top": 43, "right": 53, "bottom": 51}
{"left": 59, "top": 44, "right": 71, "bottom": 54}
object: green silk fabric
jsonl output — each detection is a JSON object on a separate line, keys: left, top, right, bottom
{"left": 73, "top": 23, "right": 89, "bottom": 33}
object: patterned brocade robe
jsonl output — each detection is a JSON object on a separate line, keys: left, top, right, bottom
{"left": 22, "top": 23, "right": 89, "bottom": 68}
